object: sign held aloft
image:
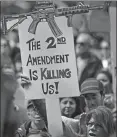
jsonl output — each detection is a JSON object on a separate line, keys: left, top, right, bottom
{"left": 18, "top": 15, "right": 80, "bottom": 99}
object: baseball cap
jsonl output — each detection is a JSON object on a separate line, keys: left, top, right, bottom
{"left": 80, "top": 78, "right": 104, "bottom": 95}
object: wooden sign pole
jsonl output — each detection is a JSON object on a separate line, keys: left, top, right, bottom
{"left": 18, "top": 16, "right": 79, "bottom": 137}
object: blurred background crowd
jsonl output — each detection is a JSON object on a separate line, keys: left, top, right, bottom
{"left": 1, "top": 1, "right": 116, "bottom": 137}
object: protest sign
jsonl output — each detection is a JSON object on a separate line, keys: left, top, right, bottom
{"left": 18, "top": 15, "right": 79, "bottom": 136}
{"left": 18, "top": 16, "right": 79, "bottom": 99}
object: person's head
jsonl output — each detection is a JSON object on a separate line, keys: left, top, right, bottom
{"left": 80, "top": 78, "right": 105, "bottom": 112}
{"left": 14, "top": 53, "right": 22, "bottom": 73}
{"left": 104, "top": 95, "right": 115, "bottom": 110}
{"left": 100, "top": 40, "right": 110, "bottom": 59}
{"left": 96, "top": 69, "right": 113, "bottom": 94}
{"left": 27, "top": 99, "right": 47, "bottom": 129}
{"left": 10, "top": 47, "right": 22, "bottom": 75}
{"left": 75, "top": 32, "right": 94, "bottom": 56}
{"left": 86, "top": 106, "right": 115, "bottom": 137}
{"left": 7, "top": 29, "right": 19, "bottom": 48}
{"left": 1, "top": 35, "right": 11, "bottom": 56}
{"left": 60, "top": 97, "right": 77, "bottom": 118}
{"left": 96, "top": 69, "right": 112, "bottom": 87}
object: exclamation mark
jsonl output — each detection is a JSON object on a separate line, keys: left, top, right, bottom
{"left": 55, "top": 82, "right": 59, "bottom": 94}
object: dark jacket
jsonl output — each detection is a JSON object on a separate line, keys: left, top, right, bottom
{"left": 78, "top": 51, "right": 103, "bottom": 87}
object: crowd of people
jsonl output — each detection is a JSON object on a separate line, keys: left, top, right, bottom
{"left": 1, "top": 2, "right": 116, "bottom": 137}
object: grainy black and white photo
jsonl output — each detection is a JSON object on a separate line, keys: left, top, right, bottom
{"left": 1, "top": 1, "right": 116, "bottom": 137}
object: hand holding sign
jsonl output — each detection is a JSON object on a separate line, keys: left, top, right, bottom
{"left": 20, "top": 74, "right": 31, "bottom": 89}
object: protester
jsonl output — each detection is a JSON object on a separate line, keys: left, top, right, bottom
{"left": 1, "top": 34, "right": 14, "bottom": 71}
{"left": 96, "top": 69, "right": 113, "bottom": 94}
{"left": 75, "top": 32, "right": 102, "bottom": 86}
{"left": 1, "top": 63, "right": 28, "bottom": 137}
{"left": 100, "top": 40, "right": 111, "bottom": 69}
{"left": 60, "top": 97, "right": 82, "bottom": 118}
{"left": 1, "top": 68, "right": 17, "bottom": 137}
{"left": 86, "top": 106, "right": 115, "bottom": 137}
{"left": 1, "top": 33, "right": 28, "bottom": 137}
{"left": 15, "top": 99, "right": 51, "bottom": 137}
{"left": 80, "top": 78, "right": 105, "bottom": 112}
{"left": 74, "top": 78, "right": 105, "bottom": 134}
{"left": 104, "top": 94, "right": 115, "bottom": 110}
{"left": 75, "top": 32, "right": 94, "bottom": 56}
{"left": 14, "top": 52, "right": 22, "bottom": 77}
{"left": 1, "top": 34, "right": 11, "bottom": 56}
{"left": 60, "top": 97, "right": 77, "bottom": 118}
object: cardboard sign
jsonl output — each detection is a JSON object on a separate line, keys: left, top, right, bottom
{"left": 18, "top": 15, "right": 79, "bottom": 137}
{"left": 18, "top": 16, "right": 79, "bottom": 99}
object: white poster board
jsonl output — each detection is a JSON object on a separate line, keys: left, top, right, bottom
{"left": 18, "top": 16, "right": 79, "bottom": 136}
{"left": 18, "top": 16, "right": 79, "bottom": 99}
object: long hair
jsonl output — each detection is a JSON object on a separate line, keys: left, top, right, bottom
{"left": 96, "top": 69, "right": 112, "bottom": 84}
{"left": 86, "top": 106, "right": 115, "bottom": 136}
{"left": 60, "top": 97, "right": 81, "bottom": 118}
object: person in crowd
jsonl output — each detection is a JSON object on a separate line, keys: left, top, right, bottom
{"left": 60, "top": 97, "right": 83, "bottom": 134}
{"left": 75, "top": 32, "right": 103, "bottom": 86}
{"left": 1, "top": 64, "right": 28, "bottom": 137}
{"left": 100, "top": 40, "right": 110, "bottom": 59}
{"left": 96, "top": 70, "right": 116, "bottom": 118}
{"left": 100, "top": 40, "right": 111, "bottom": 69}
{"left": 20, "top": 75, "right": 87, "bottom": 137}
{"left": 60, "top": 97, "right": 79, "bottom": 118}
{"left": 15, "top": 99, "right": 51, "bottom": 137}
{"left": 20, "top": 75, "right": 116, "bottom": 137}
{"left": 78, "top": 78, "right": 116, "bottom": 135}
{"left": 14, "top": 52, "right": 22, "bottom": 77}
{"left": 1, "top": 34, "right": 15, "bottom": 71}
{"left": 7, "top": 29, "right": 19, "bottom": 49}
{"left": 14, "top": 97, "right": 86, "bottom": 137}
{"left": 10, "top": 47, "right": 22, "bottom": 77}
{"left": 75, "top": 32, "right": 94, "bottom": 56}
{"left": 1, "top": 34, "right": 11, "bottom": 56}
{"left": 80, "top": 78, "right": 105, "bottom": 112}
{"left": 104, "top": 94, "right": 115, "bottom": 111}
{"left": 96, "top": 69, "right": 113, "bottom": 94}
{"left": 74, "top": 78, "right": 106, "bottom": 134}
{"left": 1, "top": 33, "right": 29, "bottom": 137}
{"left": 86, "top": 106, "right": 115, "bottom": 137}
